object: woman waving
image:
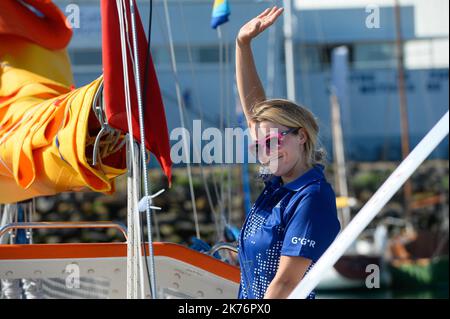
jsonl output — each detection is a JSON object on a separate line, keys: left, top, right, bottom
{"left": 236, "top": 6, "right": 341, "bottom": 299}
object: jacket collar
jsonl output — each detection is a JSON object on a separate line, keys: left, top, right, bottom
{"left": 280, "top": 164, "right": 325, "bottom": 192}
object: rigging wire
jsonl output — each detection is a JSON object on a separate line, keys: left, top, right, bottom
{"left": 116, "top": 0, "right": 144, "bottom": 298}
{"left": 139, "top": 0, "right": 159, "bottom": 296}
{"left": 161, "top": 0, "right": 200, "bottom": 239}
{"left": 224, "top": 26, "right": 233, "bottom": 230}
{"left": 216, "top": 26, "right": 228, "bottom": 239}
{"left": 120, "top": 1, "right": 147, "bottom": 298}
{"left": 128, "top": 0, "right": 158, "bottom": 298}
{"left": 151, "top": 6, "right": 226, "bottom": 240}
{"left": 175, "top": 0, "right": 223, "bottom": 240}
{"left": 151, "top": 4, "right": 210, "bottom": 240}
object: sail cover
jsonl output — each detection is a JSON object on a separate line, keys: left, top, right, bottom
{"left": 0, "top": 0, "right": 171, "bottom": 203}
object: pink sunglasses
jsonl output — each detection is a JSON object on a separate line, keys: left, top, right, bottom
{"left": 249, "top": 127, "right": 299, "bottom": 157}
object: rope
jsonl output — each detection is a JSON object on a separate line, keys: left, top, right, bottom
{"left": 129, "top": 0, "right": 158, "bottom": 299}
{"left": 116, "top": 0, "right": 145, "bottom": 299}
{"left": 22, "top": 279, "right": 44, "bottom": 299}
{"left": 1, "top": 279, "right": 22, "bottom": 299}
{"left": 120, "top": 14, "right": 150, "bottom": 285}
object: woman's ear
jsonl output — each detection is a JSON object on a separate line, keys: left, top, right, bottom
{"left": 298, "top": 128, "right": 307, "bottom": 145}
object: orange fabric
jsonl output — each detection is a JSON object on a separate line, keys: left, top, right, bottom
{"left": 0, "top": 2, "right": 127, "bottom": 203}
{"left": 0, "top": 242, "right": 241, "bottom": 283}
{"left": 0, "top": 1, "right": 171, "bottom": 202}
{"left": 0, "top": 74, "right": 127, "bottom": 203}
{"left": 0, "top": 0, "right": 72, "bottom": 50}
{"left": 0, "top": 35, "right": 74, "bottom": 88}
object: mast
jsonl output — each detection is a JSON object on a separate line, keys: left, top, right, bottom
{"left": 266, "top": 17, "right": 277, "bottom": 98}
{"left": 394, "top": 0, "right": 412, "bottom": 216}
{"left": 330, "top": 46, "right": 351, "bottom": 228}
{"left": 283, "top": 0, "right": 296, "bottom": 101}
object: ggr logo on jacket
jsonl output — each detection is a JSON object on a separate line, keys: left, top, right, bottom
{"left": 291, "top": 237, "right": 316, "bottom": 248}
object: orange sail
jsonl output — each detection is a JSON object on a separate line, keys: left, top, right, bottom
{"left": 0, "top": 1, "right": 127, "bottom": 203}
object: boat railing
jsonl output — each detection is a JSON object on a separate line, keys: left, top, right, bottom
{"left": 209, "top": 242, "right": 238, "bottom": 257}
{"left": 0, "top": 221, "right": 128, "bottom": 241}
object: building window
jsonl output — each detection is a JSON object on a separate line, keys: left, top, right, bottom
{"left": 69, "top": 49, "right": 102, "bottom": 66}
{"left": 292, "top": 40, "right": 448, "bottom": 71}
{"left": 295, "top": 45, "right": 324, "bottom": 72}
{"left": 151, "top": 45, "right": 232, "bottom": 65}
{"left": 292, "top": 43, "right": 354, "bottom": 71}
{"left": 353, "top": 43, "right": 397, "bottom": 69}
{"left": 405, "top": 38, "right": 449, "bottom": 69}
{"left": 198, "top": 47, "right": 220, "bottom": 63}
{"left": 68, "top": 49, "right": 103, "bottom": 86}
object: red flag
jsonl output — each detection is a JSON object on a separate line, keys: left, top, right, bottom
{"left": 100, "top": 0, "right": 172, "bottom": 184}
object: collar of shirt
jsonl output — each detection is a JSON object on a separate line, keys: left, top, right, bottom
{"left": 265, "top": 164, "right": 326, "bottom": 192}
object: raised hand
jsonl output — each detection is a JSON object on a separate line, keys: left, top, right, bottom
{"left": 237, "top": 6, "right": 284, "bottom": 46}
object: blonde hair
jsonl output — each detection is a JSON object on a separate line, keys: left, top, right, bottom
{"left": 250, "top": 99, "right": 326, "bottom": 167}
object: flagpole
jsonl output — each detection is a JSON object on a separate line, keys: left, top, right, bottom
{"left": 283, "top": 0, "right": 296, "bottom": 101}
{"left": 330, "top": 46, "right": 351, "bottom": 228}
